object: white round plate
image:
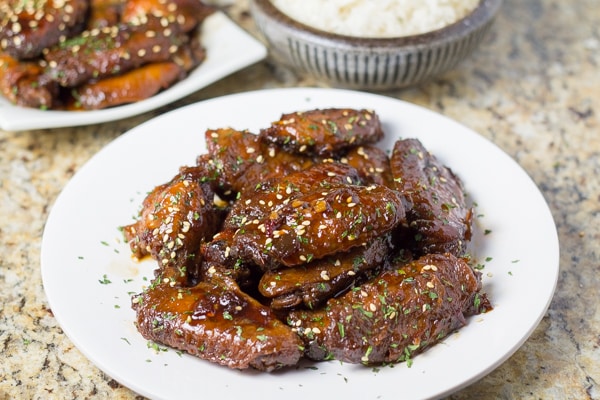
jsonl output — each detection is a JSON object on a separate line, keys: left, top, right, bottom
{"left": 41, "top": 88, "right": 559, "bottom": 400}
{"left": 0, "top": 12, "right": 266, "bottom": 132}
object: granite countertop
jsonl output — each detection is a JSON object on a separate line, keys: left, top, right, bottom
{"left": 1, "top": 0, "right": 598, "bottom": 398}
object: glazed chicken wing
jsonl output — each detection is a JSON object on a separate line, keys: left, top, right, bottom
{"left": 227, "top": 182, "right": 405, "bottom": 270}
{"left": 390, "top": 138, "right": 473, "bottom": 257}
{"left": 200, "top": 128, "right": 314, "bottom": 195}
{"left": 222, "top": 162, "right": 362, "bottom": 232}
{"left": 259, "top": 108, "right": 384, "bottom": 157}
{"left": 0, "top": 52, "right": 58, "bottom": 108}
{"left": 122, "top": 165, "right": 224, "bottom": 286}
{"left": 132, "top": 275, "right": 304, "bottom": 371}
{"left": 42, "top": 14, "right": 187, "bottom": 88}
{"left": 288, "top": 253, "right": 490, "bottom": 364}
{"left": 71, "top": 61, "right": 183, "bottom": 109}
{"left": 259, "top": 234, "right": 395, "bottom": 310}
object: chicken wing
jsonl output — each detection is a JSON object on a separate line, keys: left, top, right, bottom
{"left": 0, "top": 52, "right": 58, "bottom": 108}
{"left": 390, "top": 138, "right": 473, "bottom": 257}
{"left": 122, "top": 165, "right": 224, "bottom": 286}
{"left": 259, "top": 108, "right": 384, "bottom": 157}
{"left": 132, "top": 275, "right": 304, "bottom": 371}
{"left": 288, "top": 252, "right": 490, "bottom": 364}
{"left": 42, "top": 14, "right": 187, "bottom": 88}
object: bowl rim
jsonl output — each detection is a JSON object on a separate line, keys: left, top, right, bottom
{"left": 251, "top": 0, "right": 503, "bottom": 47}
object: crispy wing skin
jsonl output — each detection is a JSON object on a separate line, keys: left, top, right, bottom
{"left": 122, "top": 166, "right": 224, "bottom": 286}
{"left": 42, "top": 15, "right": 186, "bottom": 88}
{"left": 228, "top": 183, "right": 405, "bottom": 270}
{"left": 132, "top": 276, "right": 304, "bottom": 371}
{"left": 259, "top": 108, "right": 384, "bottom": 157}
{"left": 200, "top": 128, "right": 314, "bottom": 195}
{"left": 259, "top": 234, "right": 395, "bottom": 310}
{"left": 390, "top": 138, "right": 473, "bottom": 257}
{"left": 71, "top": 62, "right": 183, "bottom": 110}
{"left": 0, "top": 53, "right": 58, "bottom": 108}
{"left": 122, "top": 0, "right": 215, "bottom": 32}
{"left": 288, "top": 253, "right": 491, "bottom": 364}
{"left": 0, "top": 0, "right": 89, "bottom": 59}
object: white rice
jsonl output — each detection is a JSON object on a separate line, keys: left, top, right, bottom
{"left": 270, "top": 0, "right": 480, "bottom": 38}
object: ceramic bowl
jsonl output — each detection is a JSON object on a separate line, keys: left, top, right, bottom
{"left": 249, "top": 0, "right": 503, "bottom": 90}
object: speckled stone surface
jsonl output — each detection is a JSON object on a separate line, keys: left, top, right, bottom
{"left": 0, "top": 0, "right": 598, "bottom": 399}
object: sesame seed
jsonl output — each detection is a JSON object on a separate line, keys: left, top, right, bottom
{"left": 320, "top": 271, "right": 330, "bottom": 281}
{"left": 369, "top": 303, "right": 377, "bottom": 312}
{"left": 426, "top": 281, "right": 434, "bottom": 288}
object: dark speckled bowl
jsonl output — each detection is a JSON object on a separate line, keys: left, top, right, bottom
{"left": 249, "top": 0, "right": 503, "bottom": 90}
